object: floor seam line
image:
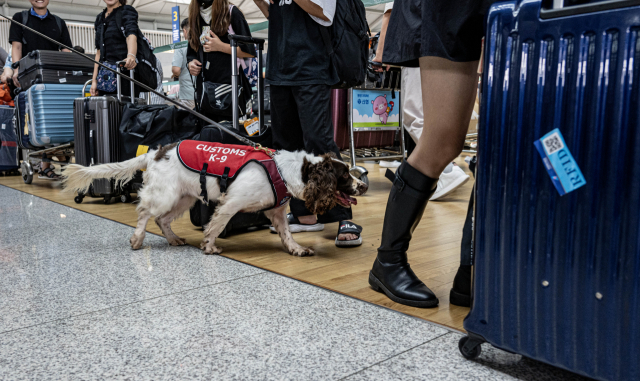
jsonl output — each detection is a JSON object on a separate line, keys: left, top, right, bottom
{"left": 337, "top": 331, "right": 452, "bottom": 380}
{"left": 0, "top": 272, "right": 267, "bottom": 336}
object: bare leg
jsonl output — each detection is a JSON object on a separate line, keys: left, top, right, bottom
{"left": 407, "top": 57, "right": 479, "bottom": 178}
{"left": 155, "top": 196, "right": 196, "bottom": 246}
{"left": 130, "top": 208, "right": 153, "bottom": 250}
{"left": 266, "top": 207, "right": 314, "bottom": 256}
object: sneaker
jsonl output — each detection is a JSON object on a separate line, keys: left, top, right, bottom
{"left": 431, "top": 163, "right": 470, "bottom": 200}
{"left": 379, "top": 160, "right": 401, "bottom": 168}
{"left": 269, "top": 213, "right": 325, "bottom": 233}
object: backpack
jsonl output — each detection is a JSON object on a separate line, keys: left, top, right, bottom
{"left": 319, "top": 0, "right": 369, "bottom": 89}
{"left": 99, "top": 7, "right": 159, "bottom": 90}
{"left": 19, "top": 10, "right": 63, "bottom": 45}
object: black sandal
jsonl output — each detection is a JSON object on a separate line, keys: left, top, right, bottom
{"left": 335, "top": 221, "right": 363, "bottom": 247}
{"left": 38, "top": 167, "right": 60, "bottom": 180}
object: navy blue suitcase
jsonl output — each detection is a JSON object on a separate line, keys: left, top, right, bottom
{"left": 461, "top": 1, "right": 640, "bottom": 381}
{"left": 0, "top": 106, "right": 18, "bottom": 172}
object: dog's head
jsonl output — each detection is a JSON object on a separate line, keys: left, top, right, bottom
{"left": 301, "top": 154, "right": 368, "bottom": 215}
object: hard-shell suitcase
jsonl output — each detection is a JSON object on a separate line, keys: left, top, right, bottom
{"left": 17, "top": 50, "right": 95, "bottom": 91}
{"left": 331, "top": 88, "right": 396, "bottom": 150}
{"left": 23, "top": 83, "right": 84, "bottom": 147}
{"left": 189, "top": 36, "right": 272, "bottom": 236}
{"left": 461, "top": 1, "right": 640, "bottom": 381}
{"left": 0, "top": 106, "right": 18, "bottom": 173}
{"left": 73, "top": 67, "right": 141, "bottom": 204}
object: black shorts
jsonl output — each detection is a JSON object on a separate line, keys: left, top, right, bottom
{"left": 382, "top": 0, "right": 496, "bottom": 66}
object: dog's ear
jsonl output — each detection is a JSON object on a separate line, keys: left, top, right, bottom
{"left": 302, "top": 157, "right": 337, "bottom": 215}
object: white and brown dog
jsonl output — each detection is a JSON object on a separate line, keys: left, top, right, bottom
{"left": 62, "top": 142, "right": 367, "bottom": 256}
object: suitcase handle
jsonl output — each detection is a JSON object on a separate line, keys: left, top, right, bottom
{"left": 540, "top": 0, "right": 640, "bottom": 19}
{"left": 229, "top": 35, "right": 265, "bottom": 133}
{"left": 116, "top": 61, "right": 135, "bottom": 104}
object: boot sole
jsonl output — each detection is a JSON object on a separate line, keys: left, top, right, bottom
{"left": 369, "top": 272, "right": 439, "bottom": 308}
{"left": 449, "top": 288, "right": 471, "bottom": 307}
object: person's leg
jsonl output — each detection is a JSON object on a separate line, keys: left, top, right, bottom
{"left": 370, "top": 57, "right": 478, "bottom": 308}
{"left": 292, "top": 84, "right": 359, "bottom": 242}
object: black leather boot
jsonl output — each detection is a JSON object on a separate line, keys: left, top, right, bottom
{"left": 450, "top": 265, "right": 471, "bottom": 307}
{"left": 369, "top": 162, "right": 439, "bottom": 308}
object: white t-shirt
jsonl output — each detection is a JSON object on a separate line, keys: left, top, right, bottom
{"left": 309, "top": 0, "right": 336, "bottom": 27}
{"left": 171, "top": 46, "right": 195, "bottom": 101}
{"left": 384, "top": 2, "right": 393, "bottom": 13}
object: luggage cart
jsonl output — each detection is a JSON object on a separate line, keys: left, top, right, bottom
{"left": 342, "top": 63, "right": 406, "bottom": 186}
{"left": 15, "top": 84, "right": 82, "bottom": 184}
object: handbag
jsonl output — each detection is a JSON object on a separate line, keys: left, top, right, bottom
{"left": 96, "top": 61, "right": 118, "bottom": 93}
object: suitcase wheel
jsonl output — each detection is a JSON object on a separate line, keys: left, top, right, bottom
{"left": 218, "top": 227, "right": 229, "bottom": 239}
{"left": 103, "top": 196, "right": 113, "bottom": 205}
{"left": 74, "top": 194, "right": 84, "bottom": 204}
{"left": 458, "top": 335, "right": 482, "bottom": 360}
{"left": 22, "top": 170, "right": 33, "bottom": 184}
{"left": 358, "top": 174, "right": 369, "bottom": 188}
{"left": 120, "top": 193, "right": 132, "bottom": 203}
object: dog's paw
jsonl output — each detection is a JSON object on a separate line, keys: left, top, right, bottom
{"left": 290, "top": 246, "right": 315, "bottom": 257}
{"left": 130, "top": 235, "right": 144, "bottom": 250}
{"left": 168, "top": 237, "right": 187, "bottom": 246}
{"left": 203, "top": 245, "right": 223, "bottom": 255}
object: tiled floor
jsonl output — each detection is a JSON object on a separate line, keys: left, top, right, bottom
{"left": 0, "top": 185, "right": 590, "bottom": 380}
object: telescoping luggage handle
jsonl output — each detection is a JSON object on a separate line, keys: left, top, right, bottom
{"left": 0, "top": 12, "right": 263, "bottom": 151}
{"left": 539, "top": 0, "right": 640, "bottom": 18}
{"left": 230, "top": 34, "right": 265, "bottom": 133}
{"left": 116, "top": 62, "right": 135, "bottom": 104}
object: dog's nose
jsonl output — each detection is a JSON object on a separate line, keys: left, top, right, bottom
{"left": 358, "top": 181, "right": 368, "bottom": 195}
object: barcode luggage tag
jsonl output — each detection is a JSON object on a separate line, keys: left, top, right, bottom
{"left": 244, "top": 118, "right": 259, "bottom": 136}
{"left": 534, "top": 128, "right": 586, "bottom": 196}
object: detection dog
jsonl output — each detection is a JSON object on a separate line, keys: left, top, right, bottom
{"left": 62, "top": 142, "right": 367, "bottom": 256}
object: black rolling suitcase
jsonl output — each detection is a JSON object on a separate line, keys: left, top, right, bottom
{"left": 189, "top": 36, "right": 272, "bottom": 237}
{"left": 73, "top": 66, "right": 141, "bottom": 204}
{"left": 16, "top": 50, "right": 95, "bottom": 91}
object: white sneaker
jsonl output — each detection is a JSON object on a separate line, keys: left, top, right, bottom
{"left": 431, "top": 164, "right": 470, "bottom": 200}
{"left": 379, "top": 160, "right": 401, "bottom": 168}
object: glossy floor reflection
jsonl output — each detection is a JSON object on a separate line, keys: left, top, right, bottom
{"left": 0, "top": 186, "right": 589, "bottom": 380}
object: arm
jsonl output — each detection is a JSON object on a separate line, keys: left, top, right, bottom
{"left": 172, "top": 66, "right": 181, "bottom": 77}
{"left": 373, "top": 8, "right": 392, "bottom": 68}
{"left": 293, "top": 0, "right": 329, "bottom": 22}
{"left": 90, "top": 49, "right": 100, "bottom": 96}
{"left": 253, "top": 0, "right": 270, "bottom": 18}
{"left": 124, "top": 34, "right": 138, "bottom": 70}
{"left": 204, "top": 34, "right": 254, "bottom": 58}
{"left": 11, "top": 41, "right": 22, "bottom": 88}
{"left": 60, "top": 20, "right": 73, "bottom": 53}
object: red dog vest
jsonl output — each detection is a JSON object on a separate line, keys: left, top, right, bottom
{"left": 177, "top": 140, "right": 291, "bottom": 209}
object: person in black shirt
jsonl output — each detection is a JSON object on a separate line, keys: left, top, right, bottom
{"left": 90, "top": 0, "right": 139, "bottom": 98}
{"left": 9, "top": 0, "right": 72, "bottom": 180}
{"left": 253, "top": 0, "right": 364, "bottom": 247}
{"left": 186, "top": 0, "right": 255, "bottom": 121}
{"left": 9, "top": 0, "right": 72, "bottom": 89}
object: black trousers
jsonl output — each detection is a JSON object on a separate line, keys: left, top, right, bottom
{"left": 270, "top": 84, "right": 352, "bottom": 223}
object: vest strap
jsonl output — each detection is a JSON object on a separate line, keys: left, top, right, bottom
{"left": 200, "top": 163, "right": 209, "bottom": 204}
{"left": 220, "top": 167, "right": 231, "bottom": 193}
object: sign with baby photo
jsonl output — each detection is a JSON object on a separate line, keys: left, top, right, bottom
{"left": 351, "top": 89, "right": 400, "bottom": 130}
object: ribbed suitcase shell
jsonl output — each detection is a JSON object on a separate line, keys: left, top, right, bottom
{"left": 0, "top": 106, "right": 17, "bottom": 171}
{"left": 465, "top": 1, "right": 640, "bottom": 381}
{"left": 74, "top": 96, "right": 123, "bottom": 195}
{"left": 18, "top": 50, "right": 95, "bottom": 91}
{"left": 26, "top": 83, "right": 84, "bottom": 146}
{"left": 331, "top": 89, "right": 395, "bottom": 150}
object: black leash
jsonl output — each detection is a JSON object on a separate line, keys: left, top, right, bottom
{"left": 0, "top": 12, "right": 260, "bottom": 148}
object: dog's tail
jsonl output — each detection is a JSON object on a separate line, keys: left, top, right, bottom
{"left": 62, "top": 154, "right": 149, "bottom": 194}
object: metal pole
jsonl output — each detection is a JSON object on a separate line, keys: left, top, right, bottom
{"left": 398, "top": 88, "right": 406, "bottom": 161}
{"left": 348, "top": 88, "right": 357, "bottom": 168}
{"left": 231, "top": 39, "right": 239, "bottom": 130}
{"left": 256, "top": 45, "right": 264, "bottom": 133}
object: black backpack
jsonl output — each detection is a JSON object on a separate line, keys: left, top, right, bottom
{"left": 98, "top": 7, "right": 159, "bottom": 90}
{"left": 319, "top": 0, "right": 369, "bottom": 89}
